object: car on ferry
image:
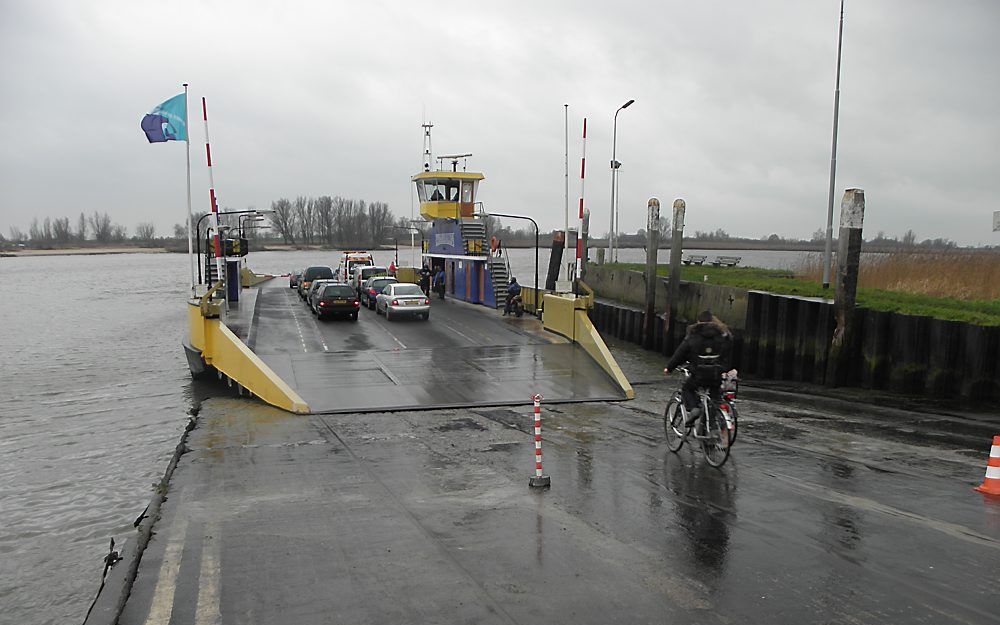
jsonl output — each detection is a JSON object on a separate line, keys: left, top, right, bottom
{"left": 289, "top": 269, "right": 302, "bottom": 289}
{"left": 336, "top": 251, "right": 375, "bottom": 282}
{"left": 375, "top": 282, "right": 430, "bottom": 321}
{"left": 351, "top": 265, "right": 389, "bottom": 296}
{"left": 360, "top": 276, "right": 398, "bottom": 309}
{"left": 306, "top": 279, "right": 339, "bottom": 309}
{"left": 298, "top": 265, "right": 335, "bottom": 299}
{"left": 312, "top": 283, "right": 361, "bottom": 321}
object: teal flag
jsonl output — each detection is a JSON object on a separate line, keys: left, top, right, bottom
{"left": 141, "top": 93, "right": 187, "bottom": 143}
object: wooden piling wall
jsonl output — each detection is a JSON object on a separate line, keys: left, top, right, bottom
{"left": 588, "top": 272, "right": 999, "bottom": 402}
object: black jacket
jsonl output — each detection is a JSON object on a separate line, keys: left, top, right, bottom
{"left": 665, "top": 320, "right": 732, "bottom": 374}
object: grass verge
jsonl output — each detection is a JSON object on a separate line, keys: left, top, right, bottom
{"left": 613, "top": 263, "right": 1000, "bottom": 326}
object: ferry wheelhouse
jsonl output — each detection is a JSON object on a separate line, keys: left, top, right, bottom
{"left": 415, "top": 129, "right": 514, "bottom": 309}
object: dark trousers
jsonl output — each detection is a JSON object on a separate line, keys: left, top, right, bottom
{"left": 681, "top": 375, "right": 722, "bottom": 420}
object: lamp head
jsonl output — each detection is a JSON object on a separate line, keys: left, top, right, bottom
{"left": 622, "top": 99, "right": 635, "bottom": 109}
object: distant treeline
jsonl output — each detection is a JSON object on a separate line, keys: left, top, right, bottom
{"left": 0, "top": 210, "right": 975, "bottom": 252}
{"left": 3, "top": 213, "right": 157, "bottom": 247}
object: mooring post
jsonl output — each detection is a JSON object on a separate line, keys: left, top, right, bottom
{"left": 546, "top": 230, "right": 565, "bottom": 291}
{"left": 666, "top": 199, "right": 686, "bottom": 351}
{"left": 826, "top": 188, "right": 865, "bottom": 387}
{"left": 643, "top": 198, "right": 660, "bottom": 349}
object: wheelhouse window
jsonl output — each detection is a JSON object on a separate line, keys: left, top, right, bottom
{"left": 419, "top": 179, "right": 460, "bottom": 202}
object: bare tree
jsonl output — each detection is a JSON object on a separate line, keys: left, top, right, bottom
{"left": 76, "top": 212, "right": 87, "bottom": 242}
{"left": 89, "top": 211, "right": 113, "bottom": 243}
{"left": 334, "top": 196, "right": 364, "bottom": 244}
{"left": 293, "top": 196, "right": 314, "bottom": 244}
{"left": 135, "top": 222, "right": 156, "bottom": 241}
{"left": 9, "top": 226, "right": 25, "bottom": 242}
{"left": 902, "top": 229, "right": 917, "bottom": 247}
{"left": 28, "top": 218, "right": 50, "bottom": 243}
{"left": 367, "top": 201, "right": 394, "bottom": 247}
{"left": 52, "top": 217, "right": 72, "bottom": 243}
{"left": 315, "top": 195, "right": 334, "bottom": 244}
{"left": 111, "top": 223, "right": 128, "bottom": 242}
{"left": 270, "top": 198, "right": 296, "bottom": 244}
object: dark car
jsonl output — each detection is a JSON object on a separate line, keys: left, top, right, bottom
{"left": 289, "top": 269, "right": 302, "bottom": 288}
{"left": 298, "top": 265, "right": 335, "bottom": 299}
{"left": 361, "top": 276, "right": 398, "bottom": 309}
{"left": 313, "top": 284, "right": 361, "bottom": 320}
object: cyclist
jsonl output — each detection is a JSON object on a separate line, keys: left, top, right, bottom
{"left": 503, "top": 277, "right": 521, "bottom": 316}
{"left": 663, "top": 310, "right": 733, "bottom": 430}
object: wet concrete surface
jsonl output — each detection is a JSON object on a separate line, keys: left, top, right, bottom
{"left": 117, "top": 334, "right": 1000, "bottom": 624}
{"left": 248, "top": 284, "right": 624, "bottom": 412}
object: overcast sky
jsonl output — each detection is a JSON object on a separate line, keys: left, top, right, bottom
{"left": 1, "top": 0, "right": 998, "bottom": 245}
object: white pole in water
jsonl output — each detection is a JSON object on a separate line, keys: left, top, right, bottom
{"left": 823, "top": 0, "right": 846, "bottom": 289}
{"left": 184, "top": 83, "right": 195, "bottom": 295}
{"left": 575, "top": 117, "right": 587, "bottom": 291}
{"left": 564, "top": 103, "right": 569, "bottom": 279}
{"left": 202, "top": 97, "right": 227, "bottom": 310}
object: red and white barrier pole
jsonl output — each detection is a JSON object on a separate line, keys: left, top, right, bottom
{"left": 575, "top": 118, "right": 587, "bottom": 289}
{"left": 529, "top": 394, "right": 551, "bottom": 488}
{"left": 202, "top": 97, "right": 226, "bottom": 307}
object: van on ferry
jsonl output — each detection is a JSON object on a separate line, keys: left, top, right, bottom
{"left": 336, "top": 251, "right": 375, "bottom": 282}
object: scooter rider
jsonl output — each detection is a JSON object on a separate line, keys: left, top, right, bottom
{"left": 503, "top": 277, "right": 521, "bottom": 316}
{"left": 663, "top": 310, "right": 732, "bottom": 428}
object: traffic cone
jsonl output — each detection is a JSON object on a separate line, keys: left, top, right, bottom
{"left": 974, "top": 436, "right": 1000, "bottom": 496}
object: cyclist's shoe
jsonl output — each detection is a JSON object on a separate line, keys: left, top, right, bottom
{"left": 685, "top": 406, "right": 702, "bottom": 426}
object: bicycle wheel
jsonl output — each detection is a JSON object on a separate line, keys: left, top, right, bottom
{"left": 663, "top": 396, "right": 687, "bottom": 452}
{"left": 721, "top": 402, "right": 738, "bottom": 445}
{"left": 701, "top": 410, "right": 732, "bottom": 468}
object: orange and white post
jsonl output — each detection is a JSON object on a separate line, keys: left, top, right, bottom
{"left": 528, "top": 394, "right": 551, "bottom": 488}
{"left": 974, "top": 435, "right": 1000, "bottom": 496}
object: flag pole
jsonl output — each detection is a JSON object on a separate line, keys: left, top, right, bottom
{"left": 183, "top": 83, "right": 195, "bottom": 295}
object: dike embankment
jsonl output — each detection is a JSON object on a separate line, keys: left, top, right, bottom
{"left": 585, "top": 265, "right": 999, "bottom": 403}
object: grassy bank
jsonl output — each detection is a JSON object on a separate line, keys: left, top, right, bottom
{"left": 613, "top": 257, "right": 1000, "bottom": 326}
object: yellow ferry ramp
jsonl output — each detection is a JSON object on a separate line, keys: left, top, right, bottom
{"left": 541, "top": 291, "right": 635, "bottom": 400}
{"left": 187, "top": 299, "right": 309, "bottom": 414}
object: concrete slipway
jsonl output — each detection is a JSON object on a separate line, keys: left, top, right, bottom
{"left": 94, "top": 292, "right": 999, "bottom": 625}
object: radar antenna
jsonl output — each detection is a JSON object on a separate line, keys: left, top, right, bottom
{"left": 438, "top": 153, "right": 473, "bottom": 172}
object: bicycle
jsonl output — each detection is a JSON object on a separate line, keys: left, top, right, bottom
{"left": 663, "top": 365, "right": 737, "bottom": 467}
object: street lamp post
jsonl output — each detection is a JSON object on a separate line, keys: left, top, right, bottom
{"left": 823, "top": 0, "right": 846, "bottom": 289}
{"left": 239, "top": 212, "right": 265, "bottom": 238}
{"left": 609, "top": 99, "right": 634, "bottom": 263}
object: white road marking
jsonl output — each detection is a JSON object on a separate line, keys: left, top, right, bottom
{"left": 450, "top": 326, "right": 476, "bottom": 344}
{"left": 142, "top": 506, "right": 188, "bottom": 625}
{"left": 195, "top": 523, "right": 222, "bottom": 625}
{"left": 287, "top": 290, "right": 308, "bottom": 353}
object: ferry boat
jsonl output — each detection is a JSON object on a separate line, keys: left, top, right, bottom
{"left": 415, "top": 124, "right": 512, "bottom": 309}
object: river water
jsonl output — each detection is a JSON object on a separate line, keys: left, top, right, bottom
{"left": 0, "top": 247, "right": 807, "bottom": 624}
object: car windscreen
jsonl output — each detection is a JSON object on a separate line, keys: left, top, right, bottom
{"left": 304, "top": 266, "right": 334, "bottom": 281}
{"left": 392, "top": 284, "right": 424, "bottom": 296}
{"left": 370, "top": 278, "right": 396, "bottom": 290}
{"left": 321, "top": 285, "right": 355, "bottom": 298}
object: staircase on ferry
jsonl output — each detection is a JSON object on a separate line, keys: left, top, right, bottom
{"left": 459, "top": 218, "right": 508, "bottom": 309}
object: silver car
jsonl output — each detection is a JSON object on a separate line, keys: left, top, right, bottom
{"left": 375, "top": 283, "right": 430, "bottom": 321}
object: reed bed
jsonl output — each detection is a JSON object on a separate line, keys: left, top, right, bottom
{"left": 796, "top": 251, "right": 1000, "bottom": 301}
